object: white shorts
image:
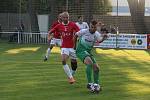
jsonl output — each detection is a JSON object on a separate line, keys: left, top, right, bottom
{"left": 50, "top": 38, "right": 61, "bottom": 46}
{"left": 61, "top": 48, "right": 77, "bottom": 59}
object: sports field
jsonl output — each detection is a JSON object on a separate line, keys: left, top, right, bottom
{"left": 0, "top": 43, "right": 150, "bottom": 100}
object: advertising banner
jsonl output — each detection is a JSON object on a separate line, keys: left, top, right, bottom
{"left": 147, "top": 34, "right": 150, "bottom": 49}
{"left": 118, "top": 34, "right": 147, "bottom": 49}
{"left": 94, "top": 34, "right": 116, "bottom": 48}
{"left": 94, "top": 34, "right": 147, "bottom": 49}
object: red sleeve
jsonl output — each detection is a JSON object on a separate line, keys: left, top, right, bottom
{"left": 51, "top": 21, "right": 59, "bottom": 29}
{"left": 48, "top": 24, "right": 60, "bottom": 34}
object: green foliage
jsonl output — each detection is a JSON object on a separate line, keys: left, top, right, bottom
{"left": 0, "top": 0, "right": 112, "bottom": 14}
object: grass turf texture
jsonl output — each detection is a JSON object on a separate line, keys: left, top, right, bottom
{"left": 0, "top": 43, "right": 150, "bottom": 100}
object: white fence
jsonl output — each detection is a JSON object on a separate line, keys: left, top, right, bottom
{"left": 0, "top": 32, "right": 149, "bottom": 50}
{"left": 0, "top": 32, "right": 48, "bottom": 44}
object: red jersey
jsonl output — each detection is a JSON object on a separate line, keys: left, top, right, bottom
{"left": 50, "top": 21, "right": 80, "bottom": 48}
{"left": 50, "top": 20, "right": 61, "bottom": 39}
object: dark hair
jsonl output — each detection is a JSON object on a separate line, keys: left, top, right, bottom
{"left": 78, "top": 16, "right": 82, "bottom": 19}
{"left": 91, "top": 20, "right": 97, "bottom": 26}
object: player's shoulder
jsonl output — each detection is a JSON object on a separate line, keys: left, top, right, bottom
{"left": 80, "top": 29, "right": 89, "bottom": 33}
{"left": 52, "top": 21, "right": 59, "bottom": 25}
{"left": 69, "top": 21, "right": 77, "bottom": 25}
{"left": 81, "top": 28, "right": 89, "bottom": 31}
{"left": 95, "top": 31, "right": 102, "bottom": 36}
{"left": 53, "top": 23, "right": 63, "bottom": 28}
{"left": 75, "top": 22, "right": 79, "bottom": 24}
{"left": 83, "top": 22, "right": 88, "bottom": 24}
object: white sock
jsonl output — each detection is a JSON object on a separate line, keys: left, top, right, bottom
{"left": 46, "top": 48, "right": 51, "bottom": 58}
{"left": 70, "top": 69, "right": 75, "bottom": 76}
{"left": 63, "top": 64, "right": 73, "bottom": 78}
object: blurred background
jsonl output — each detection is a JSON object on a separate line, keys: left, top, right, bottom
{"left": 0, "top": 0, "right": 150, "bottom": 34}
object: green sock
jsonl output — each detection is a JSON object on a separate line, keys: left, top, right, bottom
{"left": 94, "top": 69, "right": 99, "bottom": 84}
{"left": 86, "top": 64, "right": 92, "bottom": 83}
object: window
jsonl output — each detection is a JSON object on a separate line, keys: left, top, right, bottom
{"left": 109, "top": 0, "right": 131, "bottom": 16}
{"left": 145, "top": 0, "right": 150, "bottom": 16}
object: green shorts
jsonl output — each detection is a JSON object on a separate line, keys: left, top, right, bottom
{"left": 76, "top": 45, "right": 96, "bottom": 63}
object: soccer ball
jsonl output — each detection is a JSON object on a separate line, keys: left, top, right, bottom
{"left": 87, "top": 83, "right": 101, "bottom": 93}
{"left": 93, "top": 84, "right": 101, "bottom": 93}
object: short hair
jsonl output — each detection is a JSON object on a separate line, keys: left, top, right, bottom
{"left": 90, "top": 20, "right": 97, "bottom": 26}
{"left": 62, "top": 12, "right": 69, "bottom": 17}
{"left": 78, "top": 16, "right": 82, "bottom": 19}
{"left": 59, "top": 13, "right": 63, "bottom": 17}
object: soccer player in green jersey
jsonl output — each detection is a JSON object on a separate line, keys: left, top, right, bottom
{"left": 74, "top": 20, "right": 108, "bottom": 93}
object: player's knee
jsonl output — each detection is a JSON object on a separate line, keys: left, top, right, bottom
{"left": 93, "top": 64, "right": 99, "bottom": 72}
{"left": 84, "top": 57, "right": 93, "bottom": 65}
{"left": 71, "top": 59, "right": 77, "bottom": 71}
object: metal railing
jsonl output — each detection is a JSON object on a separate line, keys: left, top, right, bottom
{"left": 0, "top": 32, "right": 48, "bottom": 44}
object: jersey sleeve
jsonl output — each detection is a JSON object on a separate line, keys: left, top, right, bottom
{"left": 84, "top": 22, "right": 89, "bottom": 29}
{"left": 51, "top": 21, "right": 58, "bottom": 29}
{"left": 76, "top": 29, "right": 86, "bottom": 37}
{"left": 48, "top": 24, "right": 60, "bottom": 33}
{"left": 95, "top": 31, "right": 103, "bottom": 42}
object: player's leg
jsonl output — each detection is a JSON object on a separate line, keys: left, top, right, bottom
{"left": 91, "top": 57, "right": 102, "bottom": 93}
{"left": 76, "top": 47, "right": 94, "bottom": 91}
{"left": 44, "top": 38, "right": 55, "bottom": 61}
{"left": 70, "top": 48, "right": 78, "bottom": 76}
{"left": 84, "top": 56, "right": 93, "bottom": 84}
{"left": 90, "top": 57, "right": 99, "bottom": 84}
{"left": 83, "top": 56, "right": 95, "bottom": 92}
{"left": 61, "top": 48, "right": 75, "bottom": 84}
{"left": 44, "top": 45, "right": 54, "bottom": 61}
{"left": 70, "top": 59, "right": 77, "bottom": 76}
{"left": 55, "top": 39, "right": 62, "bottom": 47}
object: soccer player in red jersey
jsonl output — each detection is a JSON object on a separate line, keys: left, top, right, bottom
{"left": 44, "top": 13, "right": 63, "bottom": 61}
{"left": 48, "top": 12, "right": 80, "bottom": 84}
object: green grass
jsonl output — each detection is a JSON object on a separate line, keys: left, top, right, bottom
{"left": 0, "top": 43, "right": 150, "bottom": 100}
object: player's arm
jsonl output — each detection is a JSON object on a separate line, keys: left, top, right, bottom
{"left": 85, "top": 22, "right": 89, "bottom": 29}
{"left": 73, "top": 23, "right": 80, "bottom": 33}
{"left": 100, "top": 34, "right": 108, "bottom": 43}
{"left": 48, "top": 29, "right": 54, "bottom": 41}
{"left": 47, "top": 24, "right": 60, "bottom": 41}
{"left": 47, "top": 24, "right": 60, "bottom": 46}
{"left": 73, "top": 29, "right": 85, "bottom": 50}
{"left": 73, "top": 33, "right": 78, "bottom": 50}
{"left": 96, "top": 32, "right": 109, "bottom": 43}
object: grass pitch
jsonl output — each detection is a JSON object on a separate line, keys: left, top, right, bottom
{"left": 0, "top": 43, "right": 150, "bottom": 100}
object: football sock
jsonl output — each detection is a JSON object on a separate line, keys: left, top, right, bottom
{"left": 93, "top": 69, "right": 99, "bottom": 84}
{"left": 63, "top": 64, "right": 73, "bottom": 78}
{"left": 86, "top": 64, "right": 92, "bottom": 83}
{"left": 46, "top": 48, "right": 51, "bottom": 58}
{"left": 71, "top": 60, "right": 77, "bottom": 75}
{"left": 71, "top": 69, "right": 75, "bottom": 76}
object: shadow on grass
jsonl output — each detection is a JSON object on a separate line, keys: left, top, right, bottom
{"left": 0, "top": 43, "right": 150, "bottom": 100}
{"left": 92, "top": 48, "right": 150, "bottom": 99}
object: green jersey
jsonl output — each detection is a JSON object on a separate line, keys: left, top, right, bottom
{"left": 76, "top": 29, "right": 102, "bottom": 51}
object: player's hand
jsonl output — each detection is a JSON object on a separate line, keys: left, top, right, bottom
{"left": 102, "top": 33, "right": 109, "bottom": 40}
{"left": 48, "top": 36, "right": 51, "bottom": 41}
{"left": 47, "top": 39, "right": 51, "bottom": 46}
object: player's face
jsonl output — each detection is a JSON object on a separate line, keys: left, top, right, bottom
{"left": 78, "top": 17, "right": 83, "bottom": 23}
{"left": 62, "top": 14, "right": 69, "bottom": 24}
{"left": 90, "top": 24, "right": 97, "bottom": 34}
